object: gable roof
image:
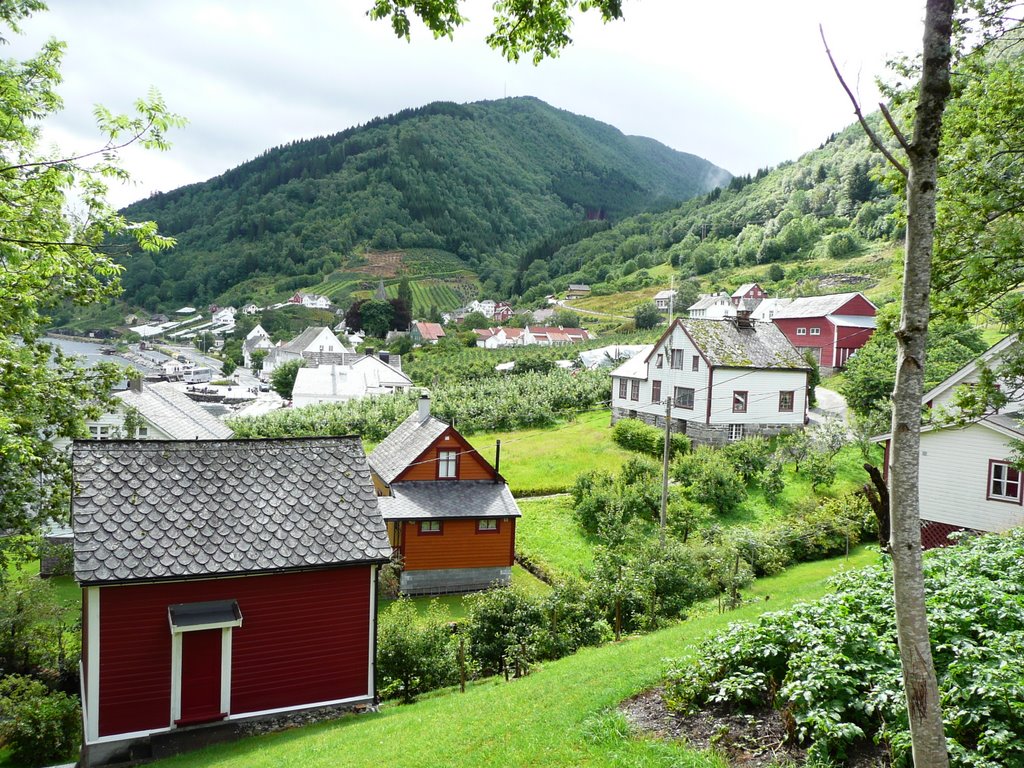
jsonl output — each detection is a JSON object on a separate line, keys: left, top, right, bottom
{"left": 610, "top": 345, "right": 655, "bottom": 380}
{"left": 368, "top": 410, "right": 449, "bottom": 484}
{"left": 654, "top": 289, "right": 677, "bottom": 300}
{"left": 922, "top": 333, "right": 1019, "bottom": 405}
{"left": 771, "top": 292, "right": 875, "bottom": 319}
{"left": 413, "top": 322, "right": 445, "bottom": 341}
{"left": 279, "top": 326, "right": 344, "bottom": 354}
{"left": 647, "top": 318, "right": 808, "bottom": 370}
{"left": 72, "top": 438, "right": 391, "bottom": 585}
{"left": 116, "top": 383, "right": 233, "bottom": 440}
{"left": 687, "top": 293, "right": 730, "bottom": 311}
{"left": 732, "top": 283, "right": 760, "bottom": 297}
{"left": 378, "top": 481, "right": 522, "bottom": 521}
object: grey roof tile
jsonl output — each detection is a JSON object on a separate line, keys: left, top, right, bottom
{"left": 117, "top": 383, "right": 232, "bottom": 440}
{"left": 367, "top": 411, "right": 447, "bottom": 484}
{"left": 675, "top": 319, "right": 809, "bottom": 370}
{"left": 770, "top": 292, "right": 872, "bottom": 319}
{"left": 378, "top": 481, "right": 522, "bottom": 521}
{"left": 72, "top": 438, "right": 392, "bottom": 585}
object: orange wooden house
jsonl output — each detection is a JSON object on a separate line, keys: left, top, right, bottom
{"left": 368, "top": 395, "right": 521, "bottom": 594}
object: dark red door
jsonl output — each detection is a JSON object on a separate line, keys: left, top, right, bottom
{"left": 178, "top": 630, "right": 223, "bottom": 726}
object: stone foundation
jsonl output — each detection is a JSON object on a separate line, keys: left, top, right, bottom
{"left": 611, "top": 407, "right": 800, "bottom": 447}
{"left": 400, "top": 566, "right": 511, "bottom": 596}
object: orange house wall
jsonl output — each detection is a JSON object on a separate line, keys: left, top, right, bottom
{"left": 401, "top": 518, "right": 515, "bottom": 571}
{"left": 395, "top": 428, "right": 495, "bottom": 482}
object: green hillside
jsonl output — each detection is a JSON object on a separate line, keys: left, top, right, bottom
{"left": 529, "top": 117, "right": 902, "bottom": 307}
{"left": 116, "top": 97, "right": 730, "bottom": 311}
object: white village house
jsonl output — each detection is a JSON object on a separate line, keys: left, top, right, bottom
{"left": 242, "top": 323, "right": 274, "bottom": 369}
{"left": 874, "top": 333, "right": 1024, "bottom": 547}
{"left": 610, "top": 315, "right": 810, "bottom": 445}
{"left": 291, "top": 354, "right": 412, "bottom": 407}
{"left": 261, "top": 326, "right": 350, "bottom": 378}
{"left": 84, "top": 379, "right": 233, "bottom": 441}
{"left": 687, "top": 292, "right": 733, "bottom": 320}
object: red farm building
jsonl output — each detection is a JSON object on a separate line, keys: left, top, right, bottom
{"left": 368, "top": 395, "right": 521, "bottom": 595}
{"left": 72, "top": 438, "right": 391, "bottom": 767}
{"left": 770, "top": 291, "right": 877, "bottom": 372}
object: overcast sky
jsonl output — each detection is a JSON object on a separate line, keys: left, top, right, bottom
{"left": 8, "top": 1, "right": 926, "bottom": 209}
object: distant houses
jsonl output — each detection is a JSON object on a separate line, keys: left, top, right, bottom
{"left": 288, "top": 291, "right": 332, "bottom": 310}
{"left": 610, "top": 315, "right": 810, "bottom": 445}
{"left": 292, "top": 354, "right": 412, "bottom": 407}
{"left": 410, "top": 322, "right": 446, "bottom": 344}
{"left": 653, "top": 289, "right": 677, "bottom": 312}
{"left": 242, "top": 324, "right": 274, "bottom": 369}
{"left": 566, "top": 284, "right": 591, "bottom": 299}
{"left": 472, "top": 325, "right": 593, "bottom": 348}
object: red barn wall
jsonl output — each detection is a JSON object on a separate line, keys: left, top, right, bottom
{"left": 401, "top": 518, "right": 515, "bottom": 571}
{"left": 96, "top": 566, "right": 372, "bottom": 738}
{"left": 835, "top": 294, "right": 876, "bottom": 316}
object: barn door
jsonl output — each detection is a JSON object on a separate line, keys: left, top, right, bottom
{"left": 178, "top": 629, "right": 224, "bottom": 726}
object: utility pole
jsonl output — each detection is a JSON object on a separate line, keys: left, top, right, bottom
{"left": 659, "top": 396, "right": 672, "bottom": 547}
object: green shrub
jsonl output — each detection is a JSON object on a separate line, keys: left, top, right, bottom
{"left": 534, "top": 582, "right": 612, "bottom": 660}
{"left": 664, "top": 530, "right": 1024, "bottom": 766}
{"left": 804, "top": 450, "right": 837, "bottom": 490}
{"left": 612, "top": 418, "right": 689, "bottom": 458}
{"left": 377, "top": 599, "right": 459, "bottom": 703}
{"left": 757, "top": 458, "right": 786, "bottom": 502}
{"left": 720, "top": 436, "right": 772, "bottom": 482}
{"left": 0, "top": 675, "right": 80, "bottom": 765}
{"left": 465, "top": 587, "right": 545, "bottom": 678}
{"left": 669, "top": 445, "right": 717, "bottom": 485}
{"left": 685, "top": 459, "right": 746, "bottom": 516}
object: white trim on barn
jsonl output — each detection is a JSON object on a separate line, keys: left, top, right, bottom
{"left": 86, "top": 586, "right": 100, "bottom": 743}
{"left": 368, "top": 565, "right": 376, "bottom": 698}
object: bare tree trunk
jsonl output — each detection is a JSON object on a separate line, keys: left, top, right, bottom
{"left": 889, "top": 1, "right": 954, "bottom": 764}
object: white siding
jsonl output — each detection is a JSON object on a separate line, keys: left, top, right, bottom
{"left": 710, "top": 368, "right": 807, "bottom": 425}
{"left": 918, "top": 423, "right": 1024, "bottom": 532}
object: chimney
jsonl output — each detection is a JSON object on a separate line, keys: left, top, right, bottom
{"left": 130, "top": 376, "right": 144, "bottom": 394}
{"left": 735, "top": 309, "right": 753, "bottom": 330}
{"left": 379, "top": 350, "right": 390, "bottom": 364}
{"left": 417, "top": 393, "right": 431, "bottom": 423}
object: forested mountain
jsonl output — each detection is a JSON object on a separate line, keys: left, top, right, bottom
{"left": 118, "top": 97, "right": 731, "bottom": 310}
{"left": 526, "top": 117, "right": 901, "bottom": 304}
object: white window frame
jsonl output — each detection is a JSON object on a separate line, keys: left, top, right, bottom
{"left": 796, "top": 327, "right": 807, "bottom": 336}
{"left": 438, "top": 450, "right": 457, "bottom": 479}
{"left": 729, "top": 424, "right": 745, "bottom": 441}
{"left": 810, "top": 327, "right": 821, "bottom": 336}
{"left": 988, "top": 461, "right": 1022, "bottom": 503}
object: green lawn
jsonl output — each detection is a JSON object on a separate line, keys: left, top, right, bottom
{"left": 468, "top": 410, "right": 633, "bottom": 496}
{"left": 516, "top": 495, "right": 595, "bottom": 581}
{"left": 155, "top": 550, "right": 879, "bottom": 768}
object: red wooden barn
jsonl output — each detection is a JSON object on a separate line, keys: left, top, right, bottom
{"left": 72, "top": 438, "right": 391, "bottom": 766}
{"left": 770, "top": 291, "right": 877, "bottom": 371}
{"left": 369, "top": 395, "right": 521, "bottom": 594}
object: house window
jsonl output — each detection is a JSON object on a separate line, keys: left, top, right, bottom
{"left": 438, "top": 451, "right": 457, "bottom": 479}
{"left": 630, "top": 381, "right": 640, "bottom": 401}
{"left": 674, "top": 387, "right": 694, "bottom": 409}
{"left": 419, "top": 520, "right": 442, "bottom": 534}
{"left": 88, "top": 425, "right": 112, "bottom": 440}
{"left": 670, "top": 349, "right": 685, "bottom": 369}
{"left": 729, "top": 424, "right": 745, "bottom": 441}
{"left": 779, "top": 391, "right": 794, "bottom": 412}
{"left": 656, "top": 354, "right": 663, "bottom": 369}
{"left": 618, "top": 379, "right": 627, "bottom": 399}
{"left": 477, "top": 519, "right": 499, "bottom": 533}
{"left": 796, "top": 328, "right": 807, "bottom": 336}
{"left": 810, "top": 327, "right": 821, "bottom": 336}
{"left": 732, "top": 391, "right": 748, "bottom": 413}
{"left": 691, "top": 356, "right": 700, "bottom": 372}
{"left": 651, "top": 380, "right": 661, "bottom": 403}
{"left": 988, "top": 461, "right": 1022, "bottom": 503}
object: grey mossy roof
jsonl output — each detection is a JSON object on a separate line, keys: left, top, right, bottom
{"left": 378, "top": 481, "right": 522, "bottom": 521}
{"left": 682, "top": 319, "right": 809, "bottom": 369}
{"left": 117, "top": 383, "right": 233, "bottom": 440}
{"left": 72, "top": 438, "right": 391, "bottom": 585}
{"left": 367, "top": 410, "right": 448, "bottom": 484}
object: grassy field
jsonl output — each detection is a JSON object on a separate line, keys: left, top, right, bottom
{"left": 154, "top": 549, "right": 879, "bottom": 768}
{"left": 516, "top": 495, "right": 594, "bottom": 581}
{"left": 468, "top": 410, "right": 633, "bottom": 496}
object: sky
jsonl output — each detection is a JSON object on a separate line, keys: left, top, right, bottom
{"left": 7, "top": 1, "right": 927, "bottom": 209}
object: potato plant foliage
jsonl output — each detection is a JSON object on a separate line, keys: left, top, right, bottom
{"left": 664, "top": 530, "right": 1024, "bottom": 766}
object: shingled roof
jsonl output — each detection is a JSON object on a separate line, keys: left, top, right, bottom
{"left": 650, "top": 318, "right": 809, "bottom": 370}
{"left": 116, "top": 382, "right": 233, "bottom": 440}
{"left": 377, "top": 481, "right": 522, "bottom": 521}
{"left": 72, "top": 438, "right": 390, "bottom": 585}
{"left": 771, "top": 292, "right": 873, "bottom": 319}
{"left": 367, "top": 408, "right": 448, "bottom": 485}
